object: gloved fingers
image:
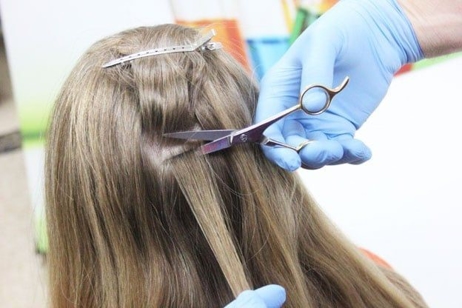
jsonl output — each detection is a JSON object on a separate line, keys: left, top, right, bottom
{"left": 224, "top": 285, "right": 286, "bottom": 308}
{"left": 282, "top": 118, "right": 306, "bottom": 140}
{"left": 331, "top": 136, "right": 372, "bottom": 165}
{"left": 223, "top": 290, "right": 267, "bottom": 308}
{"left": 262, "top": 145, "right": 301, "bottom": 172}
{"left": 256, "top": 64, "right": 302, "bottom": 123}
{"left": 254, "top": 285, "right": 286, "bottom": 308}
{"left": 282, "top": 123, "right": 346, "bottom": 170}
{"left": 298, "top": 131, "right": 344, "bottom": 169}
{"left": 283, "top": 119, "right": 314, "bottom": 152}
{"left": 296, "top": 28, "right": 343, "bottom": 111}
{"left": 284, "top": 134, "right": 313, "bottom": 170}
{"left": 259, "top": 118, "right": 302, "bottom": 171}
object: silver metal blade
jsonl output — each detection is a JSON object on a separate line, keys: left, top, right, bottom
{"left": 163, "top": 129, "right": 235, "bottom": 141}
{"left": 200, "top": 136, "right": 232, "bottom": 154}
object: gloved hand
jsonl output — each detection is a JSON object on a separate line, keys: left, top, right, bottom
{"left": 224, "top": 285, "right": 286, "bottom": 308}
{"left": 256, "top": 0, "right": 423, "bottom": 170}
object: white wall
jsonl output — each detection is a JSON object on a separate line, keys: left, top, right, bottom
{"left": 299, "top": 57, "right": 462, "bottom": 307}
{"left": 0, "top": 0, "right": 173, "bottom": 107}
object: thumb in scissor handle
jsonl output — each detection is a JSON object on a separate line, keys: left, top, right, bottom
{"left": 300, "top": 76, "right": 350, "bottom": 115}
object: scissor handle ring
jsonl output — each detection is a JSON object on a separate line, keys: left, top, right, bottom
{"left": 298, "top": 77, "right": 350, "bottom": 115}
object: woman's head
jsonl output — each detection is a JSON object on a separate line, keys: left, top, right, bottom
{"left": 46, "top": 24, "right": 427, "bottom": 307}
{"left": 46, "top": 24, "right": 284, "bottom": 307}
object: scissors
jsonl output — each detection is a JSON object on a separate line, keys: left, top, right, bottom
{"left": 164, "top": 77, "right": 350, "bottom": 155}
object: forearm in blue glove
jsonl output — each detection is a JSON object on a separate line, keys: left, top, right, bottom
{"left": 256, "top": 0, "right": 423, "bottom": 170}
{"left": 224, "top": 285, "right": 286, "bottom": 308}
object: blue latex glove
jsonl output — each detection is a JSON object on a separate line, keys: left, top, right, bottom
{"left": 256, "top": 0, "right": 423, "bottom": 170}
{"left": 224, "top": 285, "right": 286, "bottom": 308}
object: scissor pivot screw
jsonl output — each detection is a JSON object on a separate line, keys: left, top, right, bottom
{"left": 240, "top": 134, "right": 248, "bottom": 142}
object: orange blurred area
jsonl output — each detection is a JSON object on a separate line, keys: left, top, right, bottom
{"left": 319, "top": 0, "right": 338, "bottom": 12}
{"left": 176, "top": 19, "right": 251, "bottom": 70}
{"left": 360, "top": 248, "right": 393, "bottom": 269}
{"left": 396, "top": 63, "right": 413, "bottom": 75}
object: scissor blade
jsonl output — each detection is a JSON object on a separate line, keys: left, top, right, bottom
{"left": 163, "top": 129, "right": 235, "bottom": 141}
{"left": 200, "top": 136, "right": 232, "bottom": 154}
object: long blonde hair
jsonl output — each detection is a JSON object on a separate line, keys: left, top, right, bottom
{"left": 45, "top": 24, "right": 427, "bottom": 307}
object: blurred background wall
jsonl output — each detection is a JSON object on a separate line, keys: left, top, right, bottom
{"left": 0, "top": 12, "right": 47, "bottom": 307}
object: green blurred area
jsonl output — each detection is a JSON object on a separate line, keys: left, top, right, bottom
{"left": 17, "top": 101, "right": 51, "bottom": 147}
{"left": 414, "top": 52, "right": 462, "bottom": 70}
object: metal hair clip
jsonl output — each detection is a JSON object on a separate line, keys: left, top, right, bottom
{"left": 102, "top": 29, "right": 223, "bottom": 68}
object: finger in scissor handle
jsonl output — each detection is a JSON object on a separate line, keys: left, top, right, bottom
{"left": 284, "top": 134, "right": 325, "bottom": 169}
{"left": 294, "top": 140, "right": 313, "bottom": 152}
{"left": 262, "top": 136, "right": 312, "bottom": 153}
{"left": 299, "top": 76, "right": 350, "bottom": 115}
